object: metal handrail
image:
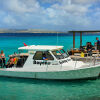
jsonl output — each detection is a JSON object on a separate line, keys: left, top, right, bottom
{"left": 73, "top": 54, "right": 100, "bottom": 69}
{"left": 74, "top": 57, "right": 78, "bottom": 69}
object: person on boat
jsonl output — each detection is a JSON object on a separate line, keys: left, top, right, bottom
{"left": 0, "top": 50, "right": 6, "bottom": 67}
{"left": 96, "top": 37, "right": 100, "bottom": 53}
{"left": 0, "top": 55, "right": 3, "bottom": 67}
{"left": 13, "top": 57, "right": 18, "bottom": 64}
{"left": 6, "top": 57, "right": 14, "bottom": 68}
{"left": 94, "top": 42, "right": 97, "bottom": 50}
{"left": 42, "top": 53, "right": 48, "bottom": 60}
{"left": 86, "top": 42, "right": 93, "bottom": 56}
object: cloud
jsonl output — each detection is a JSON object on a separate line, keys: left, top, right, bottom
{"left": 1, "top": 0, "right": 41, "bottom": 14}
{"left": 3, "top": 15, "right": 17, "bottom": 25}
{"left": 39, "top": 0, "right": 99, "bottom": 5}
{"left": 72, "top": 0, "right": 100, "bottom": 4}
{"left": 43, "top": 0, "right": 90, "bottom": 25}
{"left": 0, "top": 0, "right": 100, "bottom": 31}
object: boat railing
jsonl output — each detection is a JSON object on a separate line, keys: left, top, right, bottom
{"left": 74, "top": 58, "right": 77, "bottom": 69}
{"left": 89, "top": 55, "right": 100, "bottom": 65}
{"left": 74, "top": 54, "right": 100, "bottom": 69}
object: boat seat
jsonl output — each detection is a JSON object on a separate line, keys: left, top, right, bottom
{"left": 16, "top": 56, "right": 28, "bottom": 68}
{"left": 16, "top": 58, "right": 24, "bottom": 67}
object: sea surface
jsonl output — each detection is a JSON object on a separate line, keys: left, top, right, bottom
{"left": 0, "top": 33, "right": 100, "bottom": 100}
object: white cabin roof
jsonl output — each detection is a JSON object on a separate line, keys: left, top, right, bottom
{"left": 18, "top": 45, "right": 63, "bottom": 51}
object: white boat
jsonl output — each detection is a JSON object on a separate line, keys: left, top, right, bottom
{"left": 0, "top": 45, "right": 100, "bottom": 80}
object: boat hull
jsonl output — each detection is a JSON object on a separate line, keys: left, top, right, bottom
{"left": 0, "top": 66, "right": 100, "bottom": 80}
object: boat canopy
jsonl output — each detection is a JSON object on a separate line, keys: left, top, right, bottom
{"left": 18, "top": 45, "right": 63, "bottom": 51}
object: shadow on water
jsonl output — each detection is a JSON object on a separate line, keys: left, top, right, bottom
{"left": 67, "top": 97, "right": 100, "bottom": 100}
{"left": 0, "top": 76, "right": 97, "bottom": 85}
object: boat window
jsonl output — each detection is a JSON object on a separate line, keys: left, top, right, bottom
{"left": 33, "top": 51, "right": 54, "bottom": 60}
{"left": 33, "top": 51, "right": 43, "bottom": 60}
{"left": 59, "top": 49, "right": 69, "bottom": 58}
{"left": 52, "top": 50, "right": 64, "bottom": 59}
{"left": 52, "top": 49, "right": 69, "bottom": 59}
{"left": 44, "top": 51, "right": 54, "bottom": 60}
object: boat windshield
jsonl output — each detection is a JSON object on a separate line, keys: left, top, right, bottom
{"left": 52, "top": 49, "right": 69, "bottom": 60}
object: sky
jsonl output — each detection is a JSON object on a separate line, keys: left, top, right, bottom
{"left": 0, "top": 0, "right": 100, "bottom": 31}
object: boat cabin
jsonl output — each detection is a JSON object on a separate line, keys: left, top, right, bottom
{"left": 7, "top": 45, "right": 71, "bottom": 68}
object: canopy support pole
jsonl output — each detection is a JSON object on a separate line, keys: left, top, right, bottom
{"left": 73, "top": 32, "right": 75, "bottom": 48}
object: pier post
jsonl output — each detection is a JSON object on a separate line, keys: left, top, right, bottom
{"left": 73, "top": 32, "right": 75, "bottom": 48}
{"left": 80, "top": 32, "right": 82, "bottom": 47}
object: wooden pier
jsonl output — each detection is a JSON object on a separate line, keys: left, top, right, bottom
{"left": 68, "top": 30, "right": 100, "bottom": 60}
{"left": 69, "top": 30, "right": 100, "bottom": 49}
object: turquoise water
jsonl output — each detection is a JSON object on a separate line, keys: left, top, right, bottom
{"left": 0, "top": 34, "right": 100, "bottom": 100}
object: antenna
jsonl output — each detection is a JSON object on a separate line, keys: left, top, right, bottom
{"left": 56, "top": 32, "right": 59, "bottom": 46}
